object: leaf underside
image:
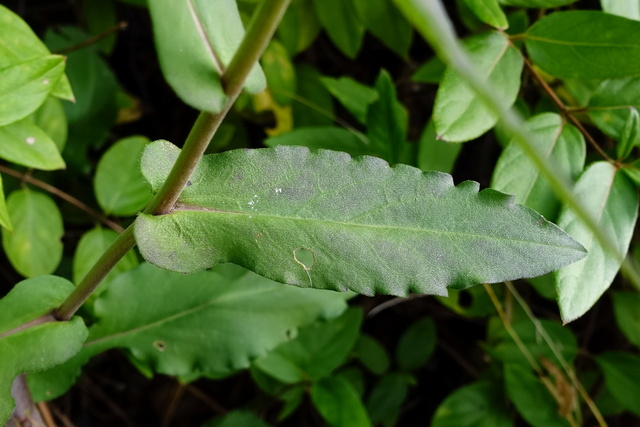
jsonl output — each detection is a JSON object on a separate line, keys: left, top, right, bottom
{"left": 135, "top": 141, "right": 585, "bottom": 297}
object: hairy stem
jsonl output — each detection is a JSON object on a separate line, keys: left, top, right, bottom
{"left": 55, "top": 0, "right": 290, "bottom": 320}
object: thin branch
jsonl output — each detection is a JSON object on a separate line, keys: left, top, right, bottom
{"left": 521, "top": 56, "right": 613, "bottom": 163}
{"left": 54, "top": 22, "right": 128, "bottom": 55}
{"left": 160, "top": 382, "right": 185, "bottom": 427}
{"left": 0, "top": 165, "right": 124, "bottom": 233}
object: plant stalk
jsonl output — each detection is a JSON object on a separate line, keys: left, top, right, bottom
{"left": 55, "top": 0, "right": 291, "bottom": 320}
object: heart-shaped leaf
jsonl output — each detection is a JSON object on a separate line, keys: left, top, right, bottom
{"left": 135, "top": 141, "right": 586, "bottom": 297}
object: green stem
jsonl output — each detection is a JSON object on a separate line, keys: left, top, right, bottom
{"left": 393, "top": 0, "right": 640, "bottom": 296}
{"left": 54, "top": 0, "right": 291, "bottom": 321}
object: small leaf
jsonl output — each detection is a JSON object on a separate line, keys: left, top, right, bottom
{"left": 365, "top": 373, "right": 413, "bottom": 426}
{"left": 491, "top": 113, "right": 586, "bottom": 220}
{"left": 321, "top": 76, "right": 379, "bottom": 124}
{"left": 311, "top": 376, "right": 372, "bottom": 427}
{"left": 0, "top": 118, "right": 65, "bottom": 170}
{"left": 616, "top": 107, "right": 640, "bottom": 160}
{"left": 589, "top": 77, "right": 640, "bottom": 138}
{"left": 525, "top": 11, "right": 640, "bottom": 79}
{"left": 396, "top": 317, "right": 436, "bottom": 371}
{"left": 94, "top": 136, "right": 152, "bottom": 216}
{"left": 0, "top": 55, "right": 65, "bottom": 127}
{"left": 135, "top": 141, "right": 586, "bottom": 297}
{"left": 0, "top": 5, "right": 51, "bottom": 66}
{"left": 486, "top": 319, "right": 577, "bottom": 367}
{"left": 293, "top": 64, "right": 334, "bottom": 128}
{"left": 253, "top": 308, "right": 362, "bottom": 383}
{"left": 262, "top": 40, "right": 296, "bottom": 106}
{"left": 612, "top": 292, "right": 640, "bottom": 348}
{"left": 83, "top": 0, "right": 117, "bottom": 53}
{"left": 148, "top": 0, "right": 265, "bottom": 112}
{"left": 596, "top": 352, "right": 640, "bottom": 416}
{"left": 434, "top": 31, "right": 523, "bottom": 142}
{"left": 277, "top": 0, "right": 321, "bottom": 55}
{"left": 601, "top": 0, "right": 640, "bottom": 21}
{"left": 0, "top": 276, "right": 88, "bottom": 425}
{"left": 32, "top": 97, "right": 68, "bottom": 151}
{"left": 504, "top": 364, "right": 570, "bottom": 427}
{"left": 499, "top": 0, "right": 577, "bottom": 6}
{"left": 366, "top": 70, "right": 409, "bottom": 164}
{"left": 0, "top": 174, "right": 12, "bottom": 231}
{"left": 431, "top": 381, "right": 512, "bottom": 427}
{"left": 354, "top": 334, "right": 389, "bottom": 375}
{"left": 462, "top": 0, "right": 509, "bottom": 29}
{"left": 265, "top": 126, "right": 370, "bottom": 157}
{"left": 203, "top": 411, "right": 271, "bottom": 427}
{"left": 72, "top": 226, "right": 139, "bottom": 299}
{"left": 312, "top": 0, "right": 365, "bottom": 59}
{"left": 555, "top": 162, "right": 638, "bottom": 323}
{"left": 353, "top": 0, "right": 413, "bottom": 58}
{"left": 417, "top": 120, "right": 462, "bottom": 174}
{"left": 412, "top": 57, "right": 445, "bottom": 84}
{"left": 2, "top": 189, "right": 63, "bottom": 277}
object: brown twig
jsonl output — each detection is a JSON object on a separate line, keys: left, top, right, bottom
{"left": 54, "top": 22, "right": 128, "bottom": 55}
{"left": 521, "top": 56, "right": 613, "bottom": 163}
{"left": 0, "top": 165, "right": 124, "bottom": 232}
{"left": 184, "top": 384, "right": 228, "bottom": 415}
{"left": 160, "top": 382, "right": 185, "bottom": 427}
{"left": 37, "top": 402, "right": 58, "bottom": 427}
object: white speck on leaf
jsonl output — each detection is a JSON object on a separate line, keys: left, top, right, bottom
{"left": 275, "top": 187, "right": 282, "bottom": 194}
{"left": 25, "top": 137, "right": 36, "bottom": 145}
{"left": 43, "top": 79, "right": 50, "bottom": 85}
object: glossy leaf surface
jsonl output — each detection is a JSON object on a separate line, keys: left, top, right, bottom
{"left": 601, "top": 0, "right": 640, "bottom": 20}
{"left": 492, "top": 113, "right": 585, "bottom": 220}
{"left": 311, "top": 376, "right": 372, "bottom": 427}
{"left": 525, "top": 11, "right": 640, "bottom": 79}
{"left": 32, "top": 97, "right": 68, "bottom": 151}
{"left": 0, "top": 55, "right": 65, "bottom": 127}
{"left": 498, "top": 0, "right": 577, "bottom": 6}
{"left": 596, "top": 352, "right": 640, "bottom": 415}
{"left": 589, "top": 77, "right": 640, "bottom": 138}
{"left": 504, "top": 364, "right": 570, "bottom": 427}
{"left": 253, "top": 308, "right": 361, "bottom": 383}
{"left": 431, "top": 381, "right": 512, "bottom": 427}
{"left": 612, "top": 292, "right": 640, "bottom": 347}
{"left": 148, "top": 0, "right": 265, "bottom": 112}
{"left": 462, "top": 0, "right": 508, "bottom": 29}
{"left": 434, "top": 31, "right": 522, "bottom": 142}
{"left": 136, "top": 141, "right": 585, "bottom": 297}
{"left": 555, "top": 162, "right": 638, "bottom": 323}
{"left": 0, "top": 276, "right": 87, "bottom": 424}
{"left": 2, "top": 189, "right": 63, "bottom": 277}
{"left": 0, "top": 118, "right": 65, "bottom": 170}
{"left": 94, "top": 136, "right": 152, "bottom": 216}
{"left": 0, "top": 175, "right": 11, "bottom": 231}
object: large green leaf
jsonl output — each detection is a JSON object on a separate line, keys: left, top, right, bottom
{"left": 588, "top": 77, "right": 640, "bottom": 138}
{"left": 491, "top": 113, "right": 585, "bottom": 220}
{"left": 462, "top": 0, "right": 508, "bottom": 29}
{"left": 504, "top": 364, "right": 570, "bottom": 427}
{"left": 311, "top": 376, "right": 372, "bottom": 427}
{"left": 0, "top": 174, "right": 11, "bottom": 231}
{"left": 312, "top": 0, "right": 365, "bottom": 59}
{"left": 0, "top": 118, "right": 64, "bottom": 171}
{"left": 596, "top": 352, "right": 640, "bottom": 416}
{"left": 252, "top": 308, "right": 362, "bottom": 383}
{"left": 0, "top": 5, "right": 49, "bottom": 66}
{"left": 0, "top": 55, "right": 65, "bottom": 127}
{"left": 612, "top": 292, "right": 640, "bottom": 348}
{"left": 32, "top": 97, "right": 68, "bottom": 151}
{"left": 555, "top": 162, "right": 638, "bottom": 323}
{"left": 2, "top": 189, "right": 63, "bottom": 277}
{"left": 525, "top": 11, "right": 640, "bottom": 79}
{"left": 601, "top": 0, "right": 640, "bottom": 20}
{"left": 431, "top": 381, "right": 512, "bottom": 427}
{"left": 0, "top": 276, "right": 88, "bottom": 425}
{"left": 94, "top": 136, "right": 152, "bottom": 216}
{"left": 353, "top": 0, "right": 413, "bottom": 58}
{"left": 433, "top": 31, "right": 523, "bottom": 142}
{"left": 28, "top": 262, "right": 348, "bottom": 400}
{"left": 135, "top": 141, "right": 585, "bottom": 296}
{"left": 148, "top": 0, "right": 265, "bottom": 113}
